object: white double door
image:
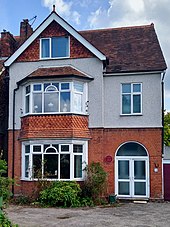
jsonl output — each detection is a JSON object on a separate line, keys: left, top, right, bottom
{"left": 115, "top": 157, "right": 149, "bottom": 198}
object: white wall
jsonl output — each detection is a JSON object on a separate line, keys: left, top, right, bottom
{"left": 104, "top": 73, "right": 162, "bottom": 128}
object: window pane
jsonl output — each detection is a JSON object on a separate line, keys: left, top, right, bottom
{"left": 26, "top": 85, "right": 30, "bottom": 94}
{"left": 118, "top": 182, "right": 130, "bottom": 195}
{"left": 61, "top": 145, "right": 69, "bottom": 152}
{"left": 25, "top": 95, "right": 30, "bottom": 113}
{"left": 51, "top": 37, "right": 69, "bottom": 58}
{"left": 74, "top": 155, "right": 82, "bottom": 178}
{"left": 74, "top": 83, "right": 83, "bottom": 92}
{"left": 133, "top": 95, "right": 141, "bottom": 113}
{"left": 25, "top": 145, "right": 30, "bottom": 153}
{"left": 41, "top": 39, "right": 50, "bottom": 58}
{"left": 25, "top": 155, "right": 29, "bottom": 178}
{"left": 133, "top": 84, "right": 141, "bottom": 92}
{"left": 134, "top": 161, "right": 146, "bottom": 180}
{"left": 60, "top": 92, "right": 70, "bottom": 112}
{"left": 44, "top": 154, "right": 58, "bottom": 179}
{"left": 57, "top": 37, "right": 69, "bottom": 57}
{"left": 33, "top": 93, "right": 42, "bottom": 113}
{"left": 61, "top": 83, "right": 69, "bottom": 90}
{"left": 33, "top": 84, "right": 42, "bottom": 91}
{"left": 122, "top": 84, "right": 131, "bottom": 93}
{"left": 117, "top": 142, "right": 147, "bottom": 156}
{"left": 44, "top": 93, "right": 59, "bottom": 112}
{"left": 134, "top": 182, "right": 146, "bottom": 196}
{"left": 45, "top": 147, "right": 57, "bottom": 153}
{"left": 73, "top": 145, "right": 83, "bottom": 153}
{"left": 74, "top": 93, "right": 82, "bottom": 112}
{"left": 122, "top": 94, "right": 131, "bottom": 114}
{"left": 33, "top": 145, "right": 41, "bottom": 153}
{"left": 33, "top": 154, "right": 42, "bottom": 178}
{"left": 118, "top": 160, "right": 129, "bottom": 179}
{"left": 51, "top": 37, "right": 57, "bottom": 58}
{"left": 45, "top": 85, "right": 57, "bottom": 92}
{"left": 60, "top": 154, "right": 70, "bottom": 179}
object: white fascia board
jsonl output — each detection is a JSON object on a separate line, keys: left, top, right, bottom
{"left": 4, "top": 13, "right": 106, "bottom": 67}
{"left": 103, "top": 71, "right": 163, "bottom": 77}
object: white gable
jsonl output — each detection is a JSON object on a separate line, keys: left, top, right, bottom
{"left": 4, "top": 12, "right": 106, "bottom": 67}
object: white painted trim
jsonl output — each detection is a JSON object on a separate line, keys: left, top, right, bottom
{"left": 103, "top": 71, "right": 163, "bottom": 77}
{"left": 4, "top": 12, "right": 106, "bottom": 67}
{"left": 115, "top": 141, "right": 150, "bottom": 198}
{"left": 163, "top": 160, "right": 170, "bottom": 164}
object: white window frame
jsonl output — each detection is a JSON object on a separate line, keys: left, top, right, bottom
{"left": 121, "top": 83, "right": 142, "bottom": 115}
{"left": 40, "top": 36, "right": 70, "bottom": 59}
{"left": 21, "top": 140, "right": 88, "bottom": 181}
{"left": 23, "top": 81, "right": 88, "bottom": 115}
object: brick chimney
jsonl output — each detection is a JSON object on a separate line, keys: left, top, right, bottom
{"left": 20, "top": 19, "right": 33, "bottom": 42}
{"left": 0, "top": 31, "right": 16, "bottom": 57}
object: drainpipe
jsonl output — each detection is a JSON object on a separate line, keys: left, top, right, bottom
{"left": 161, "top": 70, "right": 166, "bottom": 155}
{"left": 12, "top": 83, "right": 20, "bottom": 196}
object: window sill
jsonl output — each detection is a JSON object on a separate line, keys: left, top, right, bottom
{"left": 22, "top": 112, "right": 89, "bottom": 117}
{"left": 120, "top": 113, "right": 143, "bottom": 117}
{"left": 21, "top": 178, "right": 84, "bottom": 182}
{"left": 39, "top": 56, "right": 70, "bottom": 60}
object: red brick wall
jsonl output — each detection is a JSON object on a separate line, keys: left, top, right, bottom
{"left": 16, "top": 21, "right": 94, "bottom": 62}
{"left": 20, "top": 114, "right": 91, "bottom": 139}
{"left": 8, "top": 128, "right": 162, "bottom": 199}
{"left": 88, "top": 128, "right": 163, "bottom": 199}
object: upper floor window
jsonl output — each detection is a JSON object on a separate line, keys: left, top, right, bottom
{"left": 121, "top": 83, "right": 142, "bottom": 115}
{"left": 40, "top": 37, "right": 69, "bottom": 59}
{"left": 24, "top": 81, "right": 87, "bottom": 115}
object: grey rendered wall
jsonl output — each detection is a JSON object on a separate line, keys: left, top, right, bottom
{"left": 104, "top": 73, "right": 162, "bottom": 128}
{"left": 8, "top": 58, "right": 104, "bottom": 129}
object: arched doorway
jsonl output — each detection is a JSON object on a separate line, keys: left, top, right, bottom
{"left": 115, "top": 142, "right": 149, "bottom": 198}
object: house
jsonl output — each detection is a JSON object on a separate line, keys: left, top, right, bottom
{"left": 0, "top": 7, "right": 167, "bottom": 200}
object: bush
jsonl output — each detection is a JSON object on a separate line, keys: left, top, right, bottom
{"left": 38, "top": 181, "right": 81, "bottom": 207}
{"left": 0, "top": 160, "right": 12, "bottom": 202}
{"left": 0, "top": 212, "right": 18, "bottom": 227}
{"left": 82, "top": 162, "right": 107, "bottom": 201}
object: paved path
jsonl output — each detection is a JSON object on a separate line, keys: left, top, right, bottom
{"left": 5, "top": 202, "right": 170, "bottom": 227}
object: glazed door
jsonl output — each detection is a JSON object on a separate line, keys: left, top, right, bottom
{"left": 116, "top": 158, "right": 149, "bottom": 198}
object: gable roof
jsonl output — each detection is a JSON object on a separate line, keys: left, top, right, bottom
{"left": 80, "top": 24, "right": 167, "bottom": 73}
{"left": 4, "top": 11, "right": 106, "bottom": 67}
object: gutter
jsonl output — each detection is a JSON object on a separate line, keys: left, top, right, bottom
{"left": 12, "top": 83, "right": 20, "bottom": 196}
{"left": 161, "top": 70, "right": 166, "bottom": 155}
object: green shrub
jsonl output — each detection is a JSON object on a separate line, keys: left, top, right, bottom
{"left": 82, "top": 162, "right": 107, "bottom": 201}
{"left": 0, "top": 212, "right": 18, "bottom": 227}
{"left": 0, "top": 160, "right": 12, "bottom": 202}
{"left": 39, "top": 181, "right": 81, "bottom": 207}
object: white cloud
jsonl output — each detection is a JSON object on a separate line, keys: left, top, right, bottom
{"left": 42, "top": 0, "right": 81, "bottom": 25}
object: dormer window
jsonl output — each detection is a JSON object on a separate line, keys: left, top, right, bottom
{"left": 40, "top": 36, "right": 69, "bottom": 59}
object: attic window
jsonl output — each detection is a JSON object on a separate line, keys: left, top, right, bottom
{"left": 40, "top": 37, "right": 69, "bottom": 59}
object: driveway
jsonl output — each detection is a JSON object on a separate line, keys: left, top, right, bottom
{"left": 5, "top": 202, "right": 170, "bottom": 227}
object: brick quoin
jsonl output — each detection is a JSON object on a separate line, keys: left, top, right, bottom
{"left": 88, "top": 128, "right": 163, "bottom": 200}
{"left": 16, "top": 21, "right": 94, "bottom": 62}
{"left": 9, "top": 127, "right": 162, "bottom": 199}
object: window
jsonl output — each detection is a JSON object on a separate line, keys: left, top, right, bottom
{"left": 41, "top": 37, "right": 69, "bottom": 59}
{"left": 121, "top": 83, "right": 142, "bottom": 115}
{"left": 24, "top": 81, "right": 87, "bottom": 114}
{"left": 22, "top": 141, "right": 87, "bottom": 180}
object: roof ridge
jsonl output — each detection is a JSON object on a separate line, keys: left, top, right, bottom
{"left": 79, "top": 24, "right": 154, "bottom": 33}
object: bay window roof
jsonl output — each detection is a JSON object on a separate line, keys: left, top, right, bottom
{"left": 18, "top": 66, "right": 93, "bottom": 85}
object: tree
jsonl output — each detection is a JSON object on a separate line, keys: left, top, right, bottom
{"left": 164, "top": 112, "right": 170, "bottom": 146}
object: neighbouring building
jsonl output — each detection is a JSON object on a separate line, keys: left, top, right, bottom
{"left": 0, "top": 8, "right": 167, "bottom": 200}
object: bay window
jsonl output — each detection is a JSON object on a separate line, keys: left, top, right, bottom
{"left": 22, "top": 141, "right": 87, "bottom": 181}
{"left": 121, "top": 83, "right": 142, "bottom": 115}
{"left": 24, "top": 81, "right": 87, "bottom": 114}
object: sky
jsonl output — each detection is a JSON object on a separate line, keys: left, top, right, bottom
{"left": 0, "top": 0, "right": 170, "bottom": 111}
